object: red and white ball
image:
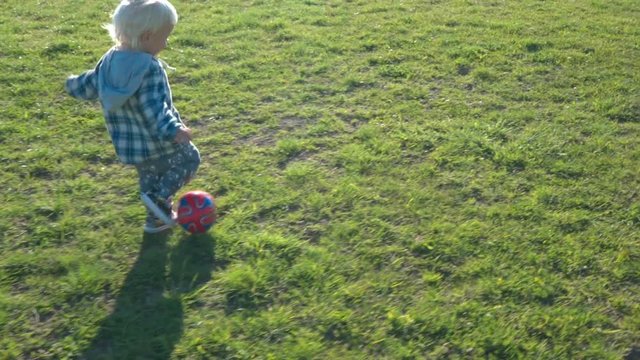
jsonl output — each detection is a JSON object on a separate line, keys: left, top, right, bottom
{"left": 177, "top": 190, "right": 216, "bottom": 234}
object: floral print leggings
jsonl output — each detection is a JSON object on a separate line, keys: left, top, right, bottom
{"left": 135, "top": 143, "right": 201, "bottom": 219}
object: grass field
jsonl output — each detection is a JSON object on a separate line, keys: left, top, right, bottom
{"left": 1, "top": 0, "right": 639, "bottom": 358}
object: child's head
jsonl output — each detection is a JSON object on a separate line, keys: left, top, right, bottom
{"left": 105, "top": 0, "right": 178, "bottom": 54}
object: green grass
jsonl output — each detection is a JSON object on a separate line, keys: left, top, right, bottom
{"left": 1, "top": 0, "right": 639, "bottom": 358}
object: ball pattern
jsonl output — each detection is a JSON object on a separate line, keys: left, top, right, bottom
{"left": 177, "top": 191, "right": 216, "bottom": 233}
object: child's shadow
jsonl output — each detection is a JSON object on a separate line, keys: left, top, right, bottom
{"left": 80, "top": 231, "right": 216, "bottom": 360}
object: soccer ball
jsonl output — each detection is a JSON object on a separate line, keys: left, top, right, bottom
{"left": 177, "top": 190, "right": 216, "bottom": 234}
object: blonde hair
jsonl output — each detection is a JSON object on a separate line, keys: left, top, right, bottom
{"left": 105, "top": 0, "right": 178, "bottom": 50}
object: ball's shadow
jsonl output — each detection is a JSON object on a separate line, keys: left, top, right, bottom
{"left": 80, "top": 230, "right": 217, "bottom": 359}
{"left": 169, "top": 231, "right": 216, "bottom": 293}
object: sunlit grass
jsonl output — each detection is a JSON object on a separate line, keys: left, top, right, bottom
{"left": 1, "top": 0, "right": 639, "bottom": 358}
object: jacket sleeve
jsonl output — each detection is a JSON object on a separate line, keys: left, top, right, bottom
{"left": 137, "top": 63, "right": 182, "bottom": 141}
{"left": 65, "top": 70, "right": 99, "bottom": 100}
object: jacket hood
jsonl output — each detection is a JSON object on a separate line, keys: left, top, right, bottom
{"left": 97, "top": 49, "right": 154, "bottom": 112}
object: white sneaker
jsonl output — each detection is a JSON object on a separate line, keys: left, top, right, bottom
{"left": 144, "top": 218, "right": 173, "bottom": 233}
{"left": 141, "top": 193, "right": 176, "bottom": 226}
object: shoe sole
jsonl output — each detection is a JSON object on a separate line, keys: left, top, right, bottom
{"left": 141, "top": 193, "right": 176, "bottom": 226}
{"left": 144, "top": 223, "right": 173, "bottom": 233}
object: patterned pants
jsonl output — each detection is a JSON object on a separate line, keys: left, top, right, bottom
{"left": 135, "top": 143, "right": 201, "bottom": 219}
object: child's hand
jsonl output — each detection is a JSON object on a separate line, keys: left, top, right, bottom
{"left": 174, "top": 127, "right": 193, "bottom": 143}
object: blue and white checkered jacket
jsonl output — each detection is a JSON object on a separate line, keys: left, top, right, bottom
{"left": 65, "top": 48, "right": 185, "bottom": 165}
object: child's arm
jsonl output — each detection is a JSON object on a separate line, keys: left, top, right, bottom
{"left": 65, "top": 70, "right": 99, "bottom": 100}
{"left": 138, "top": 65, "right": 185, "bottom": 141}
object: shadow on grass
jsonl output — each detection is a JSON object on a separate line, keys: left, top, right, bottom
{"left": 80, "top": 230, "right": 216, "bottom": 360}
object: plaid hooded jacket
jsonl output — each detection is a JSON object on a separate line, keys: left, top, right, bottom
{"left": 65, "top": 48, "right": 184, "bottom": 165}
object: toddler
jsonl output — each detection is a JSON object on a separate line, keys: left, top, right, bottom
{"left": 65, "top": 0, "right": 200, "bottom": 233}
